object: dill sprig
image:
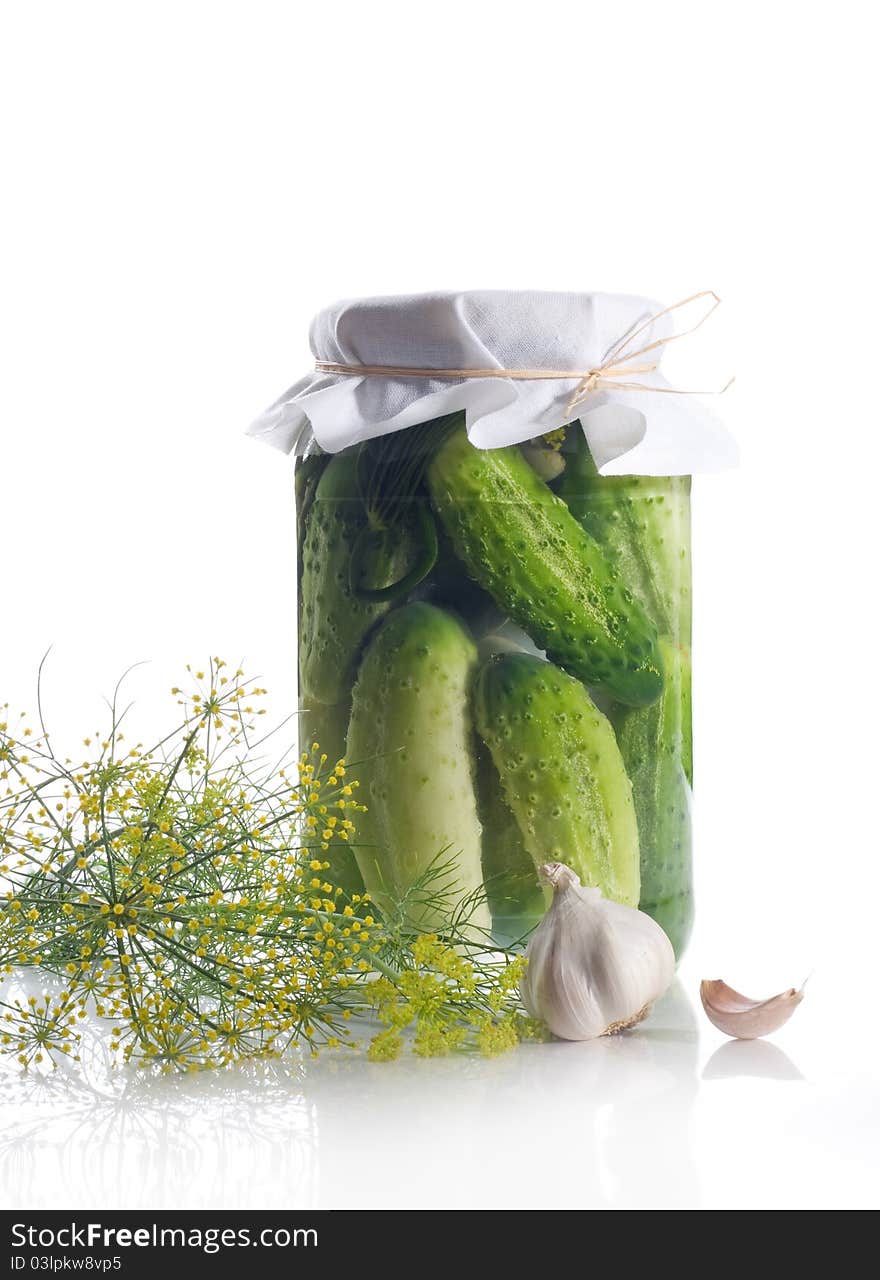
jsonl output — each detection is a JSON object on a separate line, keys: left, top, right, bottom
{"left": 0, "top": 659, "right": 534, "bottom": 1073}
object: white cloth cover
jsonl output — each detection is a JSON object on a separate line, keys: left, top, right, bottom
{"left": 247, "top": 291, "right": 737, "bottom": 475}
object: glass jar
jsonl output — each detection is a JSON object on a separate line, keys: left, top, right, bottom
{"left": 296, "top": 415, "right": 693, "bottom": 956}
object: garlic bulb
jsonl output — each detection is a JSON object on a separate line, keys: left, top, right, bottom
{"left": 521, "top": 862, "right": 675, "bottom": 1041}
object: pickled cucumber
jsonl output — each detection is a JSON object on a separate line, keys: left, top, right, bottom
{"left": 473, "top": 651, "right": 640, "bottom": 906}
{"left": 679, "top": 643, "right": 693, "bottom": 789}
{"left": 614, "top": 637, "right": 693, "bottom": 956}
{"left": 346, "top": 602, "right": 489, "bottom": 931}
{"left": 555, "top": 425, "right": 692, "bottom": 639}
{"left": 476, "top": 744, "right": 546, "bottom": 946}
{"left": 427, "top": 426, "right": 663, "bottom": 707}
{"left": 299, "top": 450, "right": 417, "bottom": 705}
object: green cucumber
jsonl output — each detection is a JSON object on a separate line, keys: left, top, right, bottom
{"left": 296, "top": 452, "right": 329, "bottom": 649}
{"left": 614, "top": 637, "right": 693, "bottom": 956}
{"left": 319, "top": 842, "right": 365, "bottom": 902}
{"left": 299, "top": 450, "right": 417, "bottom": 705}
{"left": 473, "top": 651, "right": 640, "bottom": 906}
{"left": 346, "top": 602, "right": 489, "bottom": 931}
{"left": 556, "top": 425, "right": 692, "bottom": 640}
{"left": 679, "top": 643, "right": 693, "bottom": 788}
{"left": 295, "top": 451, "right": 329, "bottom": 554}
{"left": 476, "top": 744, "right": 546, "bottom": 947}
{"left": 427, "top": 426, "right": 663, "bottom": 707}
{"left": 298, "top": 696, "right": 351, "bottom": 774}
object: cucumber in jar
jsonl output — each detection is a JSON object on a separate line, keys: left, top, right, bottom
{"left": 555, "top": 424, "right": 692, "bottom": 641}
{"left": 346, "top": 602, "right": 489, "bottom": 931}
{"left": 426, "top": 426, "right": 663, "bottom": 707}
{"left": 613, "top": 637, "right": 693, "bottom": 957}
{"left": 476, "top": 743, "right": 546, "bottom": 947}
{"left": 556, "top": 420, "right": 694, "bottom": 808}
{"left": 679, "top": 642, "right": 693, "bottom": 788}
{"left": 473, "top": 651, "right": 640, "bottom": 907}
{"left": 298, "top": 450, "right": 387, "bottom": 898}
{"left": 298, "top": 448, "right": 427, "bottom": 706}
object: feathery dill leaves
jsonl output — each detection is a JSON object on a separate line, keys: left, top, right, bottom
{"left": 0, "top": 659, "right": 533, "bottom": 1072}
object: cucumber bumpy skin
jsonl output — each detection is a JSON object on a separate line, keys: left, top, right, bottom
{"left": 427, "top": 427, "right": 663, "bottom": 707}
{"left": 679, "top": 643, "right": 693, "bottom": 789}
{"left": 298, "top": 696, "right": 352, "bottom": 782}
{"left": 296, "top": 452, "right": 329, "bottom": 666}
{"left": 614, "top": 637, "right": 693, "bottom": 957}
{"left": 296, "top": 451, "right": 368, "bottom": 897}
{"left": 346, "top": 603, "right": 490, "bottom": 931}
{"left": 476, "top": 743, "right": 546, "bottom": 947}
{"left": 299, "top": 449, "right": 415, "bottom": 706}
{"left": 555, "top": 425, "right": 692, "bottom": 640}
{"left": 473, "top": 652, "right": 640, "bottom": 907}
{"left": 295, "top": 452, "right": 329, "bottom": 561}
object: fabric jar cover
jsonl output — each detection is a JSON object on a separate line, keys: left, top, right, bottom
{"left": 247, "top": 290, "right": 737, "bottom": 475}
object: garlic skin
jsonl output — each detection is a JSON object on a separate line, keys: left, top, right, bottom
{"left": 700, "top": 979, "right": 804, "bottom": 1040}
{"left": 521, "top": 862, "right": 675, "bottom": 1041}
{"left": 520, "top": 443, "right": 566, "bottom": 482}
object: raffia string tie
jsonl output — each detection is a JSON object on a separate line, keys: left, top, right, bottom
{"left": 315, "top": 290, "right": 733, "bottom": 419}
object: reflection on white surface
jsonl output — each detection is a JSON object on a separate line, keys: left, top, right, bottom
{"left": 703, "top": 1038, "right": 804, "bottom": 1081}
{"left": 0, "top": 978, "right": 876, "bottom": 1210}
{"left": 300, "top": 981, "right": 700, "bottom": 1210}
{"left": 0, "top": 1060, "right": 319, "bottom": 1211}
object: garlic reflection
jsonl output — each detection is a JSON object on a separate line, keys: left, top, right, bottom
{"left": 521, "top": 862, "right": 675, "bottom": 1041}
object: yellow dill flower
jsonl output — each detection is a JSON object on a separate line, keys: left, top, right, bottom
{"left": 367, "top": 1029, "right": 402, "bottom": 1063}
{"left": 0, "top": 669, "right": 530, "bottom": 1072}
{"left": 541, "top": 426, "right": 567, "bottom": 450}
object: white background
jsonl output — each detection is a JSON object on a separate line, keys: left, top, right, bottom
{"left": 1, "top": 0, "right": 878, "bottom": 1211}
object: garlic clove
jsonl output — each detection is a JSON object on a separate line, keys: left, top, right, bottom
{"left": 699, "top": 978, "right": 804, "bottom": 1040}
{"left": 520, "top": 443, "right": 566, "bottom": 482}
